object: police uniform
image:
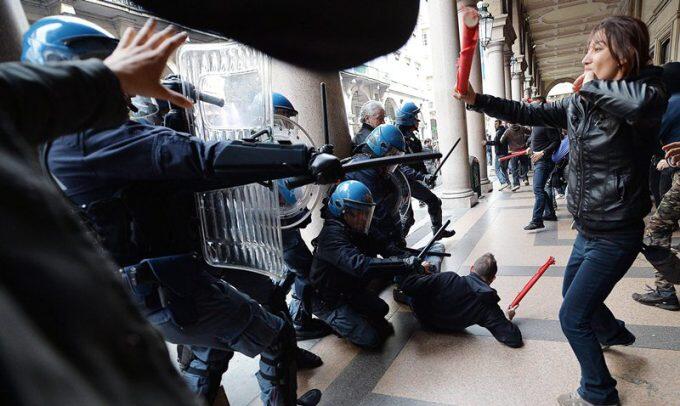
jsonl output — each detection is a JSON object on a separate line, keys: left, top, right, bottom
{"left": 399, "top": 126, "right": 446, "bottom": 236}
{"left": 46, "top": 120, "right": 326, "bottom": 405}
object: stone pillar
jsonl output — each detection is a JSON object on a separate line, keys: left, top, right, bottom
{"left": 482, "top": 39, "right": 505, "bottom": 139}
{"left": 503, "top": 52, "right": 513, "bottom": 100}
{"left": 272, "top": 61, "right": 352, "bottom": 241}
{"left": 0, "top": 0, "right": 28, "bottom": 62}
{"left": 511, "top": 72, "right": 523, "bottom": 101}
{"left": 428, "top": 0, "right": 476, "bottom": 207}
{"left": 457, "top": 0, "right": 490, "bottom": 192}
{"left": 524, "top": 74, "right": 533, "bottom": 99}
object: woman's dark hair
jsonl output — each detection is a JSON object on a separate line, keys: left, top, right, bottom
{"left": 589, "top": 16, "right": 651, "bottom": 77}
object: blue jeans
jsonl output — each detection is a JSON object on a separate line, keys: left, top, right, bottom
{"left": 560, "top": 231, "right": 642, "bottom": 405}
{"left": 495, "top": 154, "right": 509, "bottom": 185}
{"left": 508, "top": 156, "right": 523, "bottom": 186}
{"left": 531, "top": 159, "right": 555, "bottom": 224}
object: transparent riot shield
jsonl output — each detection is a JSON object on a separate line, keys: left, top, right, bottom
{"left": 177, "top": 42, "right": 286, "bottom": 280}
{"left": 272, "top": 114, "right": 320, "bottom": 229}
{"left": 389, "top": 170, "right": 412, "bottom": 225}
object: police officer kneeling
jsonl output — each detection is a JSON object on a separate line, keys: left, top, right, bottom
{"left": 309, "top": 180, "right": 428, "bottom": 348}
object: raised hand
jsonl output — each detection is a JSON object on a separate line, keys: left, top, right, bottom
{"left": 103, "top": 18, "right": 192, "bottom": 109}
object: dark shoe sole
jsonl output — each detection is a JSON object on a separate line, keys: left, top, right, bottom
{"left": 634, "top": 299, "right": 680, "bottom": 311}
{"left": 542, "top": 216, "right": 558, "bottom": 222}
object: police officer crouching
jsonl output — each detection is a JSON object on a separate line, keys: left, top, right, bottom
{"left": 309, "top": 180, "right": 428, "bottom": 348}
{"left": 25, "top": 15, "right": 340, "bottom": 406}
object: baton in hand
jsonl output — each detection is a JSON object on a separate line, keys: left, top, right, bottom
{"left": 285, "top": 151, "right": 442, "bottom": 189}
{"left": 417, "top": 219, "right": 452, "bottom": 260}
{"left": 508, "top": 256, "right": 556, "bottom": 309}
{"left": 433, "top": 138, "right": 461, "bottom": 176}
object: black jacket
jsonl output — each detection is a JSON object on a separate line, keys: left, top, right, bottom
{"left": 351, "top": 123, "right": 374, "bottom": 153}
{"left": 310, "top": 218, "right": 412, "bottom": 301}
{"left": 401, "top": 127, "right": 428, "bottom": 173}
{"left": 469, "top": 67, "right": 668, "bottom": 234}
{"left": 0, "top": 61, "right": 197, "bottom": 405}
{"left": 530, "top": 126, "right": 561, "bottom": 161}
{"left": 400, "top": 271, "right": 522, "bottom": 348}
{"left": 487, "top": 125, "right": 508, "bottom": 156}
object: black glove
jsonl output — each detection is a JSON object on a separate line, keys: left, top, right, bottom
{"left": 318, "top": 143, "right": 335, "bottom": 155}
{"left": 403, "top": 256, "right": 427, "bottom": 274}
{"left": 424, "top": 174, "right": 437, "bottom": 188}
{"left": 309, "top": 152, "right": 343, "bottom": 184}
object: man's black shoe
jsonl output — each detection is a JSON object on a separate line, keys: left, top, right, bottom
{"left": 295, "top": 348, "right": 323, "bottom": 370}
{"left": 632, "top": 286, "right": 680, "bottom": 311}
{"left": 433, "top": 227, "right": 456, "bottom": 240}
{"left": 297, "top": 389, "right": 322, "bottom": 406}
{"left": 542, "top": 214, "right": 558, "bottom": 221}
{"left": 523, "top": 222, "right": 544, "bottom": 230}
{"left": 294, "top": 318, "right": 334, "bottom": 340}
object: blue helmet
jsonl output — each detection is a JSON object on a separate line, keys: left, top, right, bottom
{"left": 272, "top": 92, "right": 298, "bottom": 118}
{"left": 395, "top": 101, "right": 421, "bottom": 127}
{"left": 328, "top": 180, "right": 375, "bottom": 233}
{"left": 365, "top": 124, "right": 405, "bottom": 158}
{"left": 22, "top": 15, "right": 118, "bottom": 64}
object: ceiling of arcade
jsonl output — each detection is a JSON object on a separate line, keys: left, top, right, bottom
{"left": 522, "top": 0, "right": 631, "bottom": 83}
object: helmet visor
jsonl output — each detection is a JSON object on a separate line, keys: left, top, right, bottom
{"left": 65, "top": 36, "right": 119, "bottom": 60}
{"left": 344, "top": 204, "right": 375, "bottom": 234}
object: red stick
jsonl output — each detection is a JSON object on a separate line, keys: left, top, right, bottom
{"left": 509, "top": 256, "right": 556, "bottom": 309}
{"left": 455, "top": 6, "right": 479, "bottom": 95}
{"left": 499, "top": 149, "right": 529, "bottom": 162}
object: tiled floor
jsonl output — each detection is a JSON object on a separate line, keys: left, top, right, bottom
{"left": 216, "top": 179, "right": 680, "bottom": 405}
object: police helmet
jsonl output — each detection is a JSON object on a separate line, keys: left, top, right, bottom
{"left": 328, "top": 180, "right": 376, "bottom": 234}
{"left": 365, "top": 124, "right": 405, "bottom": 174}
{"left": 395, "top": 101, "right": 421, "bottom": 127}
{"left": 273, "top": 92, "right": 298, "bottom": 118}
{"left": 22, "top": 15, "right": 118, "bottom": 64}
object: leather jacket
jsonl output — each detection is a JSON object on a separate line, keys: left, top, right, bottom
{"left": 469, "top": 67, "right": 668, "bottom": 233}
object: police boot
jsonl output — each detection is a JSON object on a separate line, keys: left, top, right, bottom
{"left": 257, "top": 317, "right": 322, "bottom": 406}
{"left": 632, "top": 285, "right": 680, "bottom": 311}
{"left": 432, "top": 225, "right": 455, "bottom": 241}
{"left": 294, "top": 318, "right": 333, "bottom": 341}
{"left": 297, "top": 389, "right": 322, "bottom": 406}
{"left": 295, "top": 347, "right": 323, "bottom": 370}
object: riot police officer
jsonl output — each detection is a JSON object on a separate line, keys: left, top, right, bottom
{"left": 273, "top": 93, "right": 334, "bottom": 340}
{"left": 309, "top": 180, "right": 428, "bottom": 348}
{"left": 25, "top": 15, "right": 341, "bottom": 406}
{"left": 396, "top": 102, "right": 455, "bottom": 240}
{"left": 344, "top": 124, "right": 409, "bottom": 255}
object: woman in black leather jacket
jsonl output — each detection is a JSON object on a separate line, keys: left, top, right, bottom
{"left": 455, "top": 16, "right": 667, "bottom": 406}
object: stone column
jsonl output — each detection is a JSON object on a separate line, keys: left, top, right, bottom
{"left": 503, "top": 51, "right": 513, "bottom": 100}
{"left": 482, "top": 39, "right": 506, "bottom": 139}
{"left": 524, "top": 74, "right": 533, "bottom": 99}
{"left": 511, "top": 72, "right": 523, "bottom": 101}
{"left": 428, "top": 0, "right": 477, "bottom": 207}
{"left": 272, "top": 61, "right": 352, "bottom": 241}
{"left": 457, "top": 0, "right": 490, "bottom": 192}
{"left": 0, "top": 0, "right": 28, "bottom": 62}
